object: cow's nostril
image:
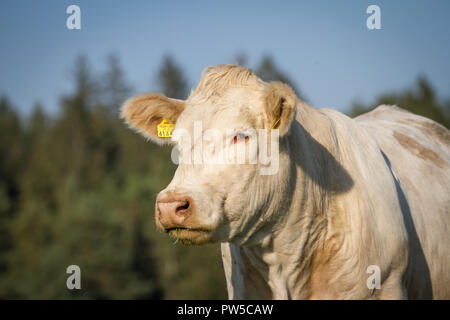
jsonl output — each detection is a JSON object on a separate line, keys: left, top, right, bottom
{"left": 176, "top": 200, "right": 190, "bottom": 213}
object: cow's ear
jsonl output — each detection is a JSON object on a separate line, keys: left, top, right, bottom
{"left": 263, "top": 82, "right": 297, "bottom": 136}
{"left": 120, "top": 93, "right": 185, "bottom": 145}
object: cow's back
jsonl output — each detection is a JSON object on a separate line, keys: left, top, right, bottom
{"left": 355, "top": 105, "right": 450, "bottom": 299}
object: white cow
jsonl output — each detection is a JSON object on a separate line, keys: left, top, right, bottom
{"left": 121, "top": 65, "right": 450, "bottom": 299}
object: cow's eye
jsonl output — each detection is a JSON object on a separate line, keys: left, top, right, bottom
{"left": 232, "top": 133, "right": 250, "bottom": 144}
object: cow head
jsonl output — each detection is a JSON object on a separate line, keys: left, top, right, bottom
{"left": 121, "top": 65, "right": 298, "bottom": 245}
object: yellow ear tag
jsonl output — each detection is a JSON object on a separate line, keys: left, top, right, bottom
{"left": 157, "top": 119, "right": 175, "bottom": 138}
{"left": 271, "top": 117, "right": 281, "bottom": 129}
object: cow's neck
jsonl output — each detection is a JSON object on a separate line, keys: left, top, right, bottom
{"left": 232, "top": 103, "right": 347, "bottom": 299}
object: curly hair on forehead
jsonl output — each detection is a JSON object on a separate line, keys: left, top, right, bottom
{"left": 188, "top": 64, "right": 264, "bottom": 102}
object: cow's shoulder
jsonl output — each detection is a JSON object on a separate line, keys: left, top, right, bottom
{"left": 355, "top": 104, "right": 414, "bottom": 122}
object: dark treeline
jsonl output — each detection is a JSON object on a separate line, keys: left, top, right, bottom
{"left": 0, "top": 54, "right": 448, "bottom": 299}
{"left": 349, "top": 76, "right": 450, "bottom": 128}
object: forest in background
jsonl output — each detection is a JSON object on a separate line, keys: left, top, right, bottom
{"left": 0, "top": 54, "right": 449, "bottom": 299}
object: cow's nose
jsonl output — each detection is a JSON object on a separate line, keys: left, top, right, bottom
{"left": 156, "top": 194, "right": 193, "bottom": 230}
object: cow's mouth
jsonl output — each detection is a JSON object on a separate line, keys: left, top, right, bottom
{"left": 165, "top": 227, "right": 212, "bottom": 245}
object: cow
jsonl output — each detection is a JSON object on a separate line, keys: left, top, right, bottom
{"left": 121, "top": 64, "right": 450, "bottom": 299}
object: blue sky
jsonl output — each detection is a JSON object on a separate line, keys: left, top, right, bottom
{"left": 1, "top": 0, "right": 449, "bottom": 115}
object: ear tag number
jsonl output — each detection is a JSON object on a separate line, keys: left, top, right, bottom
{"left": 157, "top": 119, "right": 174, "bottom": 138}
